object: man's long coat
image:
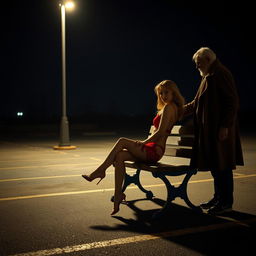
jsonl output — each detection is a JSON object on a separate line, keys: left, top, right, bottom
{"left": 185, "top": 59, "right": 244, "bottom": 170}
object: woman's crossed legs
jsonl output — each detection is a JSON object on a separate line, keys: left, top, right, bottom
{"left": 82, "top": 137, "right": 148, "bottom": 214}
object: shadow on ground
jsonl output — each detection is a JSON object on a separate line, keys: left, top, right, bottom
{"left": 90, "top": 198, "right": 255, "bottom": 255}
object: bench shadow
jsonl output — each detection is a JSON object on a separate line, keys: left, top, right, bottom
{"left": 90, "top": 197, "right": 256, "bottom": 255}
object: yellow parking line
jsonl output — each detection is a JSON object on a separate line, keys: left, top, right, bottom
{"left": 9, "top": 217, "right": 256, "bottom": 256}
{"left": 0, "top": 175, "right": 81, "bottom": 182}
{"left": 0, "top": 171, "right": 134, "bottom": 182}
{"left": 0, "top": 174, "right": 255, "bottom": 202}
{"left": 234, "top": 174, "right": 256, "bottom": 178}
{"left": 0, "top": 187, "right": 116, "bottom": 201}
{"left": 89, "top": 157, "right": 101, "bottom": 161}
{"left": 0, "top": 163, "right": 98, "bottom": 170}
{"left": 0, "top": 157, "right": 83, "bottom": 163}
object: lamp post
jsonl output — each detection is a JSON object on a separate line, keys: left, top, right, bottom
{"left": 54, "top": 1, "right": 76, "bottom": 150}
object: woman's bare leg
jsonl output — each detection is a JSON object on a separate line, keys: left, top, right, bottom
{"left": 86, "top": 138, "right": 147, "bottom": 178}
{"left": 111, "top": 150, "right": 137, "bottom": 215}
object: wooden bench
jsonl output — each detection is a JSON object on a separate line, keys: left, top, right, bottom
{"left": 114, "top": 124, "right": 202, "bottom": 218}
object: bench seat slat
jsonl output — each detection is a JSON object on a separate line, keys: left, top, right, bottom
{"left": 125, "top": 161, "right": 193, "bottom": 175}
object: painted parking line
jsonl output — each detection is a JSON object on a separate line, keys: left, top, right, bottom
{"left": 89, "top": 157, "right": 102, "bottom": 161}
{"left": 0, "top": 163, "right": 98, "bottom": 170}
{"left": 9, "top": 217, "right": 256, "bottom": 256}
{"left": 0, "top": 175, "right": 81, "bottom": 182}
{"left": 0, "top": 174, "right": 255, "bottom": 202}
{"left": 0, "top": 170, "right": 133, "bottom": 182}
{"left": 0, "top": 187, "right": 116, "bottom": 201}
{"left": 0, "top": 157, "right": 83, "bottom": 163}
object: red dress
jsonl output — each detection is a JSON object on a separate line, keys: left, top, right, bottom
{"left": 142, "top": 114, "right": 165, "bottom": 163}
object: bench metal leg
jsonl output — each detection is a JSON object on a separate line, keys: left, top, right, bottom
{"left": 134, "top": 170, "right": 154, "bottom": 199}
{"left": 111, "top": 169, "right": 154, "bottom": 202}
{"left": 179, "top": 171, "right": 202, "bottom": 213}
{"left": 152, "top": 170, "right": 202, "bottom": 218}
{"left": 151, "top": 173, "right": 174, "bottom": 218}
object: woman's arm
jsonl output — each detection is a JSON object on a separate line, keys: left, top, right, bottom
{"left": 143, "top": 104, "right": 176, "bottom": 143}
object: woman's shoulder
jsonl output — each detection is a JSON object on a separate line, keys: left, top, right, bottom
{"left": 162, "top": 103, "right": 179, "bottom": 121}
{"left": 163, "top": 103, "right": 177, "bottom": 113}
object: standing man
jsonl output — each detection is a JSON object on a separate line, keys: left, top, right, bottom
{"left": 184, "top": 47, "right": 244, "bottom": 214}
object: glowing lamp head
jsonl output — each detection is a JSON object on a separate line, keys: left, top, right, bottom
{"left": 65, "top": 1, "right": 75, "bottom": 10}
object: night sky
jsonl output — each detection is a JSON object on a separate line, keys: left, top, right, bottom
{"left": 1, "top": 0, "right": 255, "bottom": 123}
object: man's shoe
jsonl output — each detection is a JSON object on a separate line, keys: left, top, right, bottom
{"left": 200, "top": 198, "right": 219, "bottom": 210}
{"left": 207, "top": 204, "right": 232, "bottom": 215}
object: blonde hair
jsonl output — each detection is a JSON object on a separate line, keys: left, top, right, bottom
{"left": 154, "top": 80, "right": 185, "bottom": 120}
{"left": 192, "top": 47, "right": 216, "bottom": 63}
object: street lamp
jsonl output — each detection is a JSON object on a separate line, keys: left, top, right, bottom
{"left": 54, "top": 1, "right": 76, "bottom": 150}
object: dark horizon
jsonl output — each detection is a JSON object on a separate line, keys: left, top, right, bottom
{"left": 1, "top": 0, "right": 255, "bottom": 124}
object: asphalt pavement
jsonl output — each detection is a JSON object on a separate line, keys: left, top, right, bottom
{"left": 0, "top": 130, "right": 255, "bottom": 256}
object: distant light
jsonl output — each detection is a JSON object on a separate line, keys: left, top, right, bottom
{"left": 17, "top": 112, "right": 23, "bottom": 117}
{"left": 65, "top": 1, "right": 75, "bottom": 10}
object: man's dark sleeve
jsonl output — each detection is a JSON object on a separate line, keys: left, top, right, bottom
{"left": 184, "top": 100, "right": 195, "bottom": 117}
{"left": 209, "top": 69, "right": 239, "bottom": 127}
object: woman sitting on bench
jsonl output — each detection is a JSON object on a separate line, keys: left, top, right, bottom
{"left": 82, "top": 80, "right": 185, "bottom": 215}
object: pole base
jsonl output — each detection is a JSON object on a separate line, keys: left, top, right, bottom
{"left": 53, "top": 145, "right": 77, "bottom": 150}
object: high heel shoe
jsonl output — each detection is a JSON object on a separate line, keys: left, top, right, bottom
{"left": 81, "top": 172, "right": 105, "bottom": 185}
{"left": 111, "top": 193, "right": 126, "bottom": 215}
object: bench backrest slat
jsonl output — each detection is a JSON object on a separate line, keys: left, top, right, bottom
{"left": 166, "top": 136, "right": 194, "bottom": 147}
{"left": 149, "top": 125, "right": 194, "bottom": 136}
{"left": 169, "top": 125, "right": 194, "bottom": 135}
{"left": 148, "top": 125, "right": 194, "bottom": 158}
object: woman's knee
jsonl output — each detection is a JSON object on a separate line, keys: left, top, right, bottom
{"left": 117, "top": 137, "right": 127, "bottom": 145}
{"left": 115, "top": 151, "right": 127, "bottom": 162}
{"left": 116, "top": 137, "right": 130, "bottom": 150}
